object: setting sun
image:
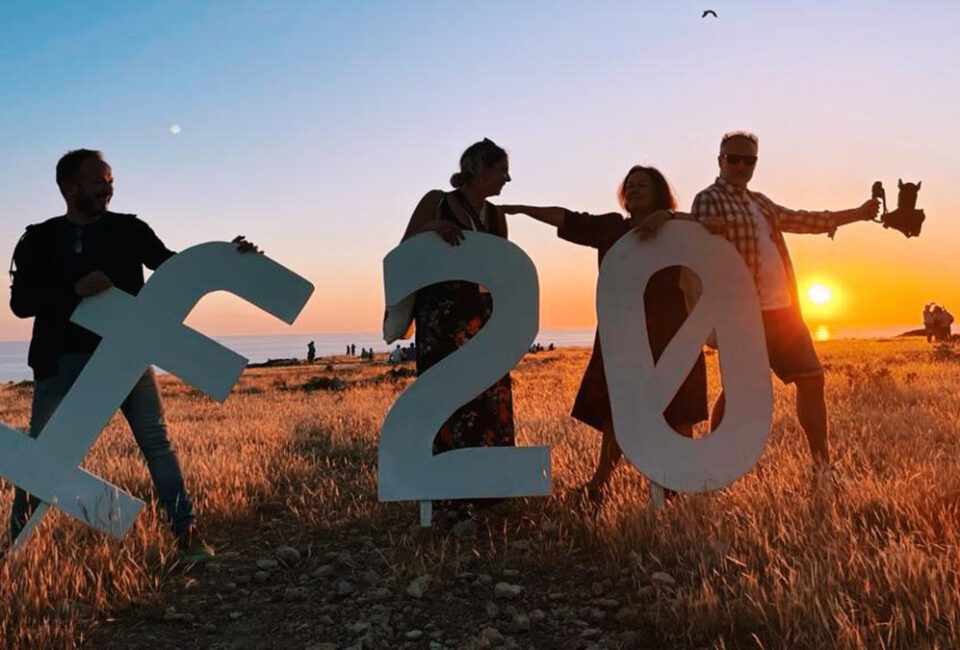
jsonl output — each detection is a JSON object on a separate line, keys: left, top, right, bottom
{"left": 808, "top": 284, "right": 833, "bottom": 305}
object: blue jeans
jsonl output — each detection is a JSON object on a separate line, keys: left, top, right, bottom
{"left": 10, "top": 353, "right": 195, "bottom": 540}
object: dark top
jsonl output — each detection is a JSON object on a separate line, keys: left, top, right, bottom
{"left": 10, "top": 212, "right": 175, "bottom": 379}
{"left": 556, "top": 210, "right": 708, "bottom": 430}
{"left": 558, "top": 210, "right": 679, "bottom": 279}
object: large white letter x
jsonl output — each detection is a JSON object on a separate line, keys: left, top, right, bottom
{"left": 0, "top": 242, "right": 313, "bottom": 550}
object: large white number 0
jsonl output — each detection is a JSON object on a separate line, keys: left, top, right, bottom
{"left": 598, "top": 221, "right": 773, "bottom": 493}
{"left": 378, "top": 231, "right": 551, "bottom": 517}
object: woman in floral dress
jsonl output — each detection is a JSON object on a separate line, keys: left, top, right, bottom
{"left": 398, "top": 139, "right": 516, "bottom": 460}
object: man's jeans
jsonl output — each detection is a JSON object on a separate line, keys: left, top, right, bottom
{"left": 10, "top": 353, "right": 195, "bottom": 540}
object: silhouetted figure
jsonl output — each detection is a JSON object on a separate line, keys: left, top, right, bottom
{"left": 503, "top": 164, "right": 708, "bottom": 503}
{"left": 351, "top": 344, "right": 356, "bottom": 356}
{"left": 680, "top": 130, "right": 879, "bottom": 467}
{"left": 386, "top": 138, "right": 518, "bottom": 522}
{"left": 934, "top": 306, "right": 954, "bottom": 342}
{"left": 548, "top": 343, "right": 555, "bottom": 351}
{"left": 389, "top": 344, "right": 403, "bottom": 364}
{"left": 924, "top": 303, "right": 936, "bottom": 343}
{"left": 346, "top": 344, "right": 350, "bottom": 355}
{"left": 307, "top": 341, "right": 316, "bottom": 363}
{"left": 7, "top": 148, "right": 258, "bottom": 560}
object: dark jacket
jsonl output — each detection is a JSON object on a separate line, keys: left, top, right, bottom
{"left": 10, "top": 212, "right": 175, "bottom": 378}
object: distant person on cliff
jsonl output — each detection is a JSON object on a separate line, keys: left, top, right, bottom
{"left": 924, "top": 304, "right": 936, "bottom": 343}
{"left": 307, "top": 341, "right": 316, "bottom": 363}
{"left": 934, "top": 305, "right": 954, "bottom": 341}
{"left": 389, "top": 344, "right": 403, "bottom": 364}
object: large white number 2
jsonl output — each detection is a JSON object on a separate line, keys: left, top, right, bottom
{"left": 598, "top": 221, "right": 773, "bottom": 494}
{"left": 378, "top": 231, "right": 551, "bottom": 523}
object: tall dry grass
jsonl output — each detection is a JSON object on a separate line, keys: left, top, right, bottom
{"left": 2, "top": 339, "right": 960, "bottom": 648}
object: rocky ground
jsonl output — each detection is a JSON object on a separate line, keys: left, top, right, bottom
{"left": 87, "top": 498, "right": 699, "bottom": 650}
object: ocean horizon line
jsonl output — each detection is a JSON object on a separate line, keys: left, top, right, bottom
{"left": 0, "top": 325, "right": 923, "bottom": 382}
{"left": 0, "top": 323, "right": 922, "bottom": 346}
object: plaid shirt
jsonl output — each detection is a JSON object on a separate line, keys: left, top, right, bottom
{"left": 690, "top": 177, "right": 837, "bottom": 309}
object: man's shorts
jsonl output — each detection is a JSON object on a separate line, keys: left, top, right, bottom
{"left": 761, "top": 306, "right": 823, "bottom": 383}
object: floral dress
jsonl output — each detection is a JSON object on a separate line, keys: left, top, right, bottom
{"left": 414, "top": 191, "right": 516, "bottom": 455}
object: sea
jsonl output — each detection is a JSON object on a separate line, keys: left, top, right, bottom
{"left": 0, "top": 325, "right": 919, "bottom": 383}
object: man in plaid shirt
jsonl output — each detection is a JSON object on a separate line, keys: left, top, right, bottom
{"left": 692, "top": 131, "right": 879, "bottom": 467}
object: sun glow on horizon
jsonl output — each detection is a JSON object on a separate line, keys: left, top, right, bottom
{"left": 808, "top": 284, "right": 833, "bottom": 305}
{"left": 799, "top": 279, "right": 844, "bottom": 323}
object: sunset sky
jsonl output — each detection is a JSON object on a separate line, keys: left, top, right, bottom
{"left": 1, "top": 1, "right": 958, "bottom": 340}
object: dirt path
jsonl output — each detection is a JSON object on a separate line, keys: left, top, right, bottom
{"left": 86, "top": 499, "right": 685, "bottom": 650}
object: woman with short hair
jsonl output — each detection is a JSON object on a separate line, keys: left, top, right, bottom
{"left": 501, "top": 165, "right": 709, "bottom": 502}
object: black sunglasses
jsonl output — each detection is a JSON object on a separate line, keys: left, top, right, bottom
{"left": 722, "top": 154, "right": 757, "bottom": 166}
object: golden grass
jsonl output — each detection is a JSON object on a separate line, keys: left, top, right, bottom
{"left": 2, "top": 339, "right": 960, "bottom": 648}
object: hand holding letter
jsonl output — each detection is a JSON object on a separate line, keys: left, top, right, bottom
{"left": 232, "top": 235, "right": 262, "bottom": 254}
{"left": 426, "top": 220, "right": 465, "bottom": 247}
{"left": 74, "top": 271, "right": 114, "bottom": 297}
{"left": 634, "top": 209, "right": 674, "bottom": 240}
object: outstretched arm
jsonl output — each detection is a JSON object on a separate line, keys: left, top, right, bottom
{"left": 833, "top": 200, "right": 880, "bottom": 227}
{"left": 505, "top": 206, "right": 626, "bottom": 250}
{"left": 776, "top": 198, "right": 879, "bottom": 234}
{"left": 500, "top": 205, "right": 566, "bottom": 229}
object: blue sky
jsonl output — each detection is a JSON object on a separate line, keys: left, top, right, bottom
{"left": 2, "top": 1, "right": 959, "bottom": 338}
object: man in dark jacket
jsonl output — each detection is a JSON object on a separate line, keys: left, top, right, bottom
{"left": 9, "top": 149, "right": 257, "bottom": 560}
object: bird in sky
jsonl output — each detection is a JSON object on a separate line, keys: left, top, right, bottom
{"left": 702, "top": 10, "right": 718, "bottom": 18}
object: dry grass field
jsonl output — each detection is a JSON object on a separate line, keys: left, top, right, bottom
{"left": 2, "top": 339, "right": 960, "bottom": 649}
